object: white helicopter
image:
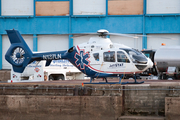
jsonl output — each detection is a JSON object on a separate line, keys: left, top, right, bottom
{"left": 5, "top": 29, "right": 153, "bottom": 84}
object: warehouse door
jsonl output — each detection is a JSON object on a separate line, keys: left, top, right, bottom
{"left": 147, "top": 34, "right": 180, "bottom": 50}
{"left": 110, "top": 35, "right": 142, "bottom": 50}
{"left": 2, "top": 35, "right": 33, "bottom": 69}
{"left": 38, "top": 35, "right": 69, "bottom": 52}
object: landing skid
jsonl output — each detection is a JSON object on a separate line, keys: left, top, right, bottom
{"left": 83, "top": 75, "right": 144, "bottom": 85}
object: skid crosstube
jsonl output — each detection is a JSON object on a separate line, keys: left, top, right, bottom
{"left": 83, "top": 75, "right": 144, "bottom": 84}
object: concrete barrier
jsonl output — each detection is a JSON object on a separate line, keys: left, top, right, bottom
{"left": 165, "top": 97, "right": 180, "bottom": 120}
{"left": 0, "top": 70, "right": 10, "bottom": 82}
{"left": 0, "top": 83, "right": 180, "bottom": 119}
{"left": 0, "top": 95, "right": 122, "bottom": 120}
{"left": 124, "top": 86, "right": 169, "bottom": 116}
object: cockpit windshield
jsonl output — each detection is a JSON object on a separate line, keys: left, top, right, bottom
{"left": 120, "top": 48, "right": 147, "bottom": 64}
{"left": 122, "top": 48, "right": 141, "bottom": 55}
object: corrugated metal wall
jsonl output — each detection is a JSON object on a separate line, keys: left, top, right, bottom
{"left": 38, "top": 35, "right": 69, "bottom": 52}
{"left": 110, "top": 35, "right": 142, "bottom": 50}
{"left": 73, "top": 35, "right": 96, "bottom": 46}
{"left": 147, "top": 0, "right": 180, "bottom": 14}
{"left": 73, "top": 0, "right": 106, "bottom": 15}
{"left": 1, "top": 0, "right": 33, "bottom": 16}
{"left": 147, "top": 34, "right": 180, "bottom": 49}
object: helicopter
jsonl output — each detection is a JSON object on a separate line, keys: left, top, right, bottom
{"left": 5, "top": 29, "right": 153, "bottom": 84}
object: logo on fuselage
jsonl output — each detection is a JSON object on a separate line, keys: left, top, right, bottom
{"left": 75, "top": 49, "right": 90, "bottom": 70}
{"left": 108, "top": 63, "right": 124, "bottom": 69}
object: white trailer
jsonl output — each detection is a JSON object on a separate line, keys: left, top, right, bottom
{"left": 9, "top": 60, "right": 87, "bottom": 82}
{"left": 154, "top": 46, "right": 180, "bottom": 80}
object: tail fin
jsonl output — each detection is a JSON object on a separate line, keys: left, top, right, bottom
{"left": 5, "top": 29, "right": 33, "bottom": 73}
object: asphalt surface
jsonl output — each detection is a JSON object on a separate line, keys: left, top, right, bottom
{"left": 1, "top": 79, "right": 180, "bottom": 86}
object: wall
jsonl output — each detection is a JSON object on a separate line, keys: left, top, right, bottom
{"left": 165, "top": 97, "right": 180, "bottom": 120}
{"left": 0, "top": 84, "right": 180, "bottom": 119}
{"left": 125, "top": 86, "right": 169, "bottom": 116}
{"left": 0, "top": 95, "right": 121, "bottom": 120}
{"left": 0, "top": 84, "right": 123, "bottom": 120}
{"left": 0, "top": 70, "right": 10, "bottom": 82}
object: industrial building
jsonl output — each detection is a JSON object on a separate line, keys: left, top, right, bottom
{"left": 0, "top": 0, "right": 180, "bottom": 70}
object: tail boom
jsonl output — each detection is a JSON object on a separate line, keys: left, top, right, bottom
{"left": 5, "top": 29, "right": 67, "bottom": 73}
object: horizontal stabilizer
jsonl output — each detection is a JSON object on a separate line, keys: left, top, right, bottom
{"left": 46, "top": 60, "right": 52, "bottom": 66}
{"left": 12, "top": 66, "right": 25, "bottom": 73}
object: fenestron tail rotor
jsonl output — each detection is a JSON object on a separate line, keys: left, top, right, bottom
{"left": 11, "top": 47, "right": 25, "bottom": 65}
{"left": 5, "top": 29, "right": 33, "bottom": 73}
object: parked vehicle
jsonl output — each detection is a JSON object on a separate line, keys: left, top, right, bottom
{"left": 154, "top": 46, "right": 180, "bottom": 80}
{"left": 141, "top": 45, "right": 180, "bottom": 80}
{"left": 9, "top": 60, "right": 87, "bottom": 82}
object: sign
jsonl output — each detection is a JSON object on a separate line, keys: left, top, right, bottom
{"left": 34, "top": 67, "right": 40, "bottom": 72}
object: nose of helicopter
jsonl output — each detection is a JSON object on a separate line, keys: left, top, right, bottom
{"left": 147, "top": 58, "right": 153, "bottom": 68}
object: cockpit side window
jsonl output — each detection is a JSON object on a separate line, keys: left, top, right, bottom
{"left": 103, "top": 51, "right": 115, "bottom": 62}
{"left": 93, "top": 53, "right": 99, "bottom": 61}
{"left": 117, "top": 51, "right": 130, "bottom": 63}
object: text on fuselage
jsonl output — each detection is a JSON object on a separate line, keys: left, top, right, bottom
{"left": 109, "top": 63, "right": 124, "bottom": 68}
{"left": 43, "top": 54, "right": 61, "bottom": 60}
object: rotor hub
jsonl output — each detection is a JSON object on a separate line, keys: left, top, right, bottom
{"left": 16, "top": 53, "right": 21, "bottom": 58}
{"left": 97, "top": 29, "right": 109, "bottom": 37}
